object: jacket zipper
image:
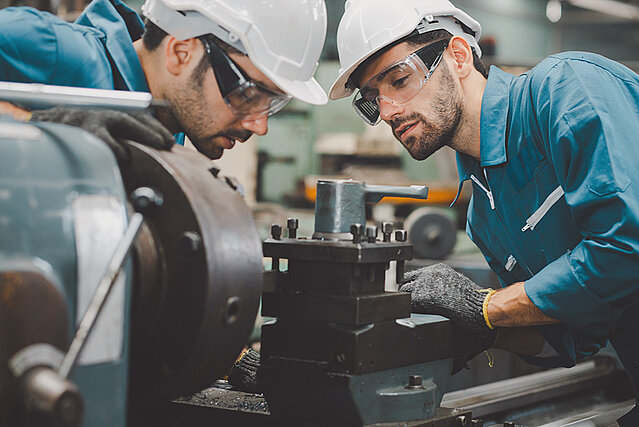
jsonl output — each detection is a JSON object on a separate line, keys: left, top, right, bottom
{"left": 521, "top": 186, "right": 564, "bottom": 232}
{"left": 470, "top": 172, "right": 495, "bottom": 210}
{"left": 472, "top": 168, "right": 535, "bottom": 277}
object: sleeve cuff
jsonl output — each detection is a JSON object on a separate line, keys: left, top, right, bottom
{"left": 524, "top": 252, "right": 620, "bottom": 331}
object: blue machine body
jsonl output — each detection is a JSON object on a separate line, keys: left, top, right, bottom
{"left": 0, "top": 117, "right": 131, "bottom": 427}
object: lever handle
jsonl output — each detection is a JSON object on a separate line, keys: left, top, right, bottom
{"left": 314, "top": 180, "right": 430, "bottom": 235}
{"left": 364, "top": 184, "right": 428, "bottom": 203}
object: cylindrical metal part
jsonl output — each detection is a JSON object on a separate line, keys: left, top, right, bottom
{"left": 287, "top": 218, "right": 299, "bottom": 239}
{"left": 366, "top": 226, "right": 378, "bottom": 243}
{"left": 382, "top": 222, "right": 393, "bottom": 242}
{"left": 20, "top": 367, "right": 84, "bottom": 427}
{"left": 350, "top": 223, "right": 364, "bottom": 243}
{"left": 395, "top": 229, "right": 408, "bottom": 242}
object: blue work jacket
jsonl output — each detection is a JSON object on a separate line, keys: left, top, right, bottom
{"left": 0, "top": 0, "right": 185, "bottom": 144}
{"left": 455, "top": 52, "right": 639, "bottom": 424}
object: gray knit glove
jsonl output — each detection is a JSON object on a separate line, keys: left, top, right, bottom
{"left": 227, "top": 348, "right": 263, "bottom": 393}
{"left": 400, "top": 263, "right": 493, "bottom": 332}
{"left": 30, "top": 107, "right": 174, "bottom": 164}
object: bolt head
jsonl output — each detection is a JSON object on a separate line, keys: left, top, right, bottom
{"left": 408, "top": 375, "right": 422, "bottom": 387}
{"left": 271, "top": 224, "right": 282, "bottom": 239}
{"left": 287, "top": 218, "right": 299, "bottom": 229}
{"left": 178, "top": 231, "right": 202, "bottom": 255}
{"left": 395, "top": 229, "right": 408, "bottom": 242}
{"left": 382, "top": 222, "right": 393, "bottom": 234}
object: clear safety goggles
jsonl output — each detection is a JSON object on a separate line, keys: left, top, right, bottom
{"left": 352, "top": 39, "right": 450, "bottom": 125}
{"left": 201, "top": 37, "right": 292, "bottom": 120}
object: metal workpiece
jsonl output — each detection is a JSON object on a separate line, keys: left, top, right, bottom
{"left": 313, "top": 180, "right": 428, "bottom": 235}
{"left": 0, "top": 81, "right": 157, "bottom": 111}
{"left": 120, "top": 142, "right": 263, "bottom": 409}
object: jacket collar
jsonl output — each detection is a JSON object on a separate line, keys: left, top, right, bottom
{"left": 451, "top": 66, "right": 513, "bottom": 205}
{"left": 75, "top": 0, "right": 148, "bottom": 92}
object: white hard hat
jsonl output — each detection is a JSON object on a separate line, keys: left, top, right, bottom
{"left": 142, "top": 0, "right": 329, "bottom": 105}
{"left": 329, "top": 0, "right": 482, "bottom": 100}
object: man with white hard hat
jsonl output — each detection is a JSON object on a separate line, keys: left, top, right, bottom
{"left": 0, "top": 0, "right": 328, "bottom": 161}
{"left": 331, "top": 0, "right": 639, "bottom": 424}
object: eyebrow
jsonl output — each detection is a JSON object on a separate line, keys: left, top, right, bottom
{"left": 362, "top": 60, "right": 408, "bottom": 89}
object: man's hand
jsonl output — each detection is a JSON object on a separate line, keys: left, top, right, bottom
{"left": 30, "top": 107, "right": 174, "bottom": 163}
{"left": 399, "top": 263, "right": 493, "bottom": 332}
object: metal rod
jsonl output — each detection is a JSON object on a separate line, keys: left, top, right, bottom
{"left": 0, "top": 81, "right": 165, "bottom": 111}
{"left": 57, "top": 213, "right": 144, "bottom": 378}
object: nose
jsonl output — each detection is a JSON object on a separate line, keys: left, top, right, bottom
{"left": 241, "top": 115, "right": 269, "bottom": 136}
{"left": 378, "top": 97, "right": 404, "bottom": 122}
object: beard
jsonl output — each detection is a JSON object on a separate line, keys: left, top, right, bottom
{"left": 390, "top": 63, "right": 463, "bottom": 161}
{"left": 160, "top": 71, "right": 252, "bottom": 160}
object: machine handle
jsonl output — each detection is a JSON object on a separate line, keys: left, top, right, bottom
{"left": 364, "top": 184, "right": 428, "bottom": 203}
{"left": 0, "top": 81, "right": 166, "bottom": 111}
{"left": 57, "top": 212, "right": 144, "bottom": 379}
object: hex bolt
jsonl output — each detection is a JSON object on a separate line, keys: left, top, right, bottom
{"left": 271, "top": 224, "right": 282, "bottom": 240}
{"left": 130, "top": 187, "right": 163, "bottom": 212}
{"left": 350, "top": 223, "right": 364, "bottom": 243}
{"left": 382, "top": 222, "right": 393, "bottom": 242}
{"left": 178, "top": 231, "right": 201, "bottom": 255}
{"left": 405, "top": 375, "right": 424, "bottom": 390}
{"left": 366, "top": 225, "right": 378, "bottom": 243}
{"left": 471, "top": 419, "right": 484, "bottom": 427}
{"left": 395, "top": 229, "right": 408, "bottom": 242}
{"left": 456, "top": 415, "right": 469, "bottom": 426}
{"left": 287, "top": 218, "right": 299, "bottom": 239}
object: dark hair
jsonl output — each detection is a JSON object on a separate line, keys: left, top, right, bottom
{"left": 349, "top": 28, "right": 488, "bottom": 88}
{"left": 405, "top": 29, "right": 488, "bottom": 78}
{"left": 141, "top": 19, "right": 244, "bottom": 85}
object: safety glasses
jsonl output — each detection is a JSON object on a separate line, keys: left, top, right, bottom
{"left": 201, "top": 37, "right": 291, "bottom": 119}
{"left": 352, "top": 39, "right": 450, "bottom": 125}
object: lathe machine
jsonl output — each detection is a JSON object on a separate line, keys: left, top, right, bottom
{"left": 0, "top": 84, "right": 634, "bottom": 427}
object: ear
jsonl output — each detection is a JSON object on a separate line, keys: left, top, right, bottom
{"left": 164, "top": 37, "right": 202, "bottom": 76}
{"left": 448, "top": 36, "right": 474, "bottom": 79}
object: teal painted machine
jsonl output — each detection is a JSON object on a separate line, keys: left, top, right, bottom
{"left": 0, "top": 84, "right": 265, "bottom": 427}
{"left": 0, "top": 117, "right": 132, "bottom": 426}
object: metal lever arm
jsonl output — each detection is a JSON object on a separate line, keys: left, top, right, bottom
{"left": 364, "top": 184, "right": 428, "bottom": 203}
{"left": 57, "top": 213, "right": 144, "bottom": 379}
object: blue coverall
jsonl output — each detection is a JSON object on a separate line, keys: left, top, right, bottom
{"left": 454, "top": 52, "right": 639, "bottom": 424}
{"left": 0, "top": 0, "right": 185, "bottom": 144}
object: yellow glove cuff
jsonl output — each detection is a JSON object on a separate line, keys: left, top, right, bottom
{"left": 482, "top": 289, "right": 497, "bottom": 330}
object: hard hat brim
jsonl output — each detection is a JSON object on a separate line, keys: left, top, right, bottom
{"left": 270, "top": 74, "right": 328, "bottom": 106}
